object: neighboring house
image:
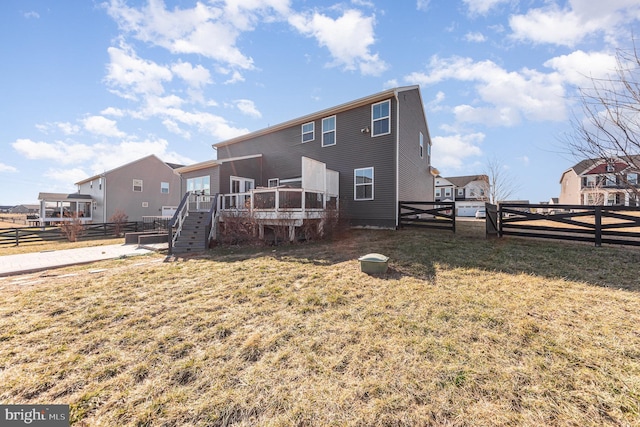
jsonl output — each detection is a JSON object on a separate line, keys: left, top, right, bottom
{"left": 435, "top": 175, "right": 489, "bottom": 216}
{"left": 9, "top": 204, "right": 39, "bottom": 214}
{"left": 189, "top": 85, "right": 435, "bottom": 228}
{"left": 559, "top": 157, "right": 640, "bottom": 206}
{"left": 73, "top": 155, "right": 183, "bottom": 223}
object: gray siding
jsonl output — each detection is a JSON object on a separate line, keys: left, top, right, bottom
{"left": 217, "top": 100, "right": 398, "bottom": 227}
{"left": 102, "top": 156, "right": 182, "bottom": 222}
{"left": 397, "top": 89, "right": 434, "bottom": 202}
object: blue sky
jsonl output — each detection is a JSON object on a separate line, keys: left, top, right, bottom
{"left": 1, "top": 0, "right": 639, "bottom": 205}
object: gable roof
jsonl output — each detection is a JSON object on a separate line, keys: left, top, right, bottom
{"left": 75, "top": 154, "right": 180, "bottom": 185}
{"left": 175, "top": 154, "right": 263, "bottom": 174}
{"left": 564, "top": 155, "right": 640, "bottom": 177}
{"left": 445, "top": 175, "right": 489, "bottom": 188}
{"left": 213, "top": 85, "right": 423, "bottom": 149}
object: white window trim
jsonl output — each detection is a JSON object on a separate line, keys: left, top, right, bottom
{"left": 322, "top": 116, "right": 336, "bottom": 147}
{"left": 302, "top": 122, "right": 315, "bottom": 143}
{"left": 354, "top": 167, "right": 374, "bottom": 201}
{"left": 161, "top": 182, "right": 170, "bottom": 194}
{"left": 371, "top": 100, "right": 391, "bottom": 137}
{"left": 230, "top": 176, "right": 255, "bottom": 193}
{"left": 419, "top": 132, "right": 424, "bottom": 159}
{"left": 133, "top": 179, "right": 143, "bottom": 192}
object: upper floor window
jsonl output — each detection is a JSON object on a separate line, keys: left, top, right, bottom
{"left": 322, "top": 116, "right": 336, "bottom": 147}
{"left": 161, "top": 182, "right": 169, "bottom": 194}
{"left": 419, "top": 132, "right": 424, "bottom": 158}
{"left": 627, "top": 173, "right": 638, "bottom": 185}
{"left": 372, "top": 100, "right": 390, "bottom": 136}
{"left": 427, "top": 142, "right": 431, "bottom": 157}
{"left": 605, "top": 174, "right": 616, "bottom": 186}
{"left": 133, "top": 179, "right": 143, "bottom": 192}
{"left": 457, "top": 188, "right": 464, "bottom": 197}
{"left": 435, "top": 188, "right": 441, "bottom": 198}
{"left": 444, "top": 188, "right": 452, "bottom": 198}
{"left": 354, "top": 167, "right": 374, "bottom": 200}
{"left": 302, "top": 122, "right": 314, "bottom": 143}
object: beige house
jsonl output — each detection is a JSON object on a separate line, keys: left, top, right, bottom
{"left": 559, "top": 157, "right": 640, "bottom": 206}
{"left": 435, "top": 175, "right": 489, "bottom": 216}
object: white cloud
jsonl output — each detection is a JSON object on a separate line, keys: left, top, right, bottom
{"left": 105, "top": 42, "right": 173, "bottom": 99}
{"left": 83, "top": 116, "right": 126, "bottom": 138}
{"left": 105, "top": 0, "right": 257, "bottom": 71}
{"left": 432, "top": 133, "right": 484, "bottom": 169}
{"left": 0, "top": 163, "right": 18, "bottom": 173}
{"left": 12, "top": 139, "right": 94, "bottom": 164}
{"left": 35, "top": 122, "right": 80, "bottom": 135}
{"left": 234, "top": 99, "right": 262, "bottom": 118}
{"left": 171, "top": 61, "right": 212, "bottom": 87}
{"left": 464, "top": 32, "right": 486, "bottom": 43}
{"left": 509, "top": 1, "right": 640, "bottom": 47}
{"left": 462, "top": 0, "right": 510, "bottom": 15}
{"left": 23, "top": 11, "right": 40, "bottom": 19}
{"left": 544, "top": 50, "right": 618, "bottom": 86}
{"left": 101, "top": 107, "right": 126, "bottom": 117}
{"left": 44, "top": 168, "right": 88, "bottom": 185}
{"left": 416, "top": 0, "right": 431, "bottom": 12}
{"left": 289, "top": 9, "right": 388, "bottom": 75}
{"left": 405, "top": 55, "right": 567, "bottom": 125}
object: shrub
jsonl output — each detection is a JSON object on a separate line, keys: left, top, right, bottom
{"left": 59, "top": 215, "right": 85, "bottom": 242}
{"left": 109, "top": 209, "right": 128, "bottom": 237}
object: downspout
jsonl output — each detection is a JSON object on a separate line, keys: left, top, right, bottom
{"left": 394, "top": 90, "right": 400, "bottom": 228}
{"left": 102, "top": 176, "right": 107, "bottom": 223}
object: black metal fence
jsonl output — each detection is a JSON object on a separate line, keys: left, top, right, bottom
{"left": 497, "top": 203, "right": 640, "bottom": 247}
{"left": 398, "top": 201, "right": 456, "bottom": 232}
{"left": 0, "top": 221, "right": 141, "bottom": 246}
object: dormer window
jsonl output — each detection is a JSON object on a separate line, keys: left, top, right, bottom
{"left": 606, "top": 164, "right": 615, "bottom": 172}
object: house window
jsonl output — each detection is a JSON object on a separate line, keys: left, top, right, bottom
{"left": 161, "top": 182, "right": 169, "bottom": 194}
{"left": 372, "top": 100, "right": 390, "bottom": 136}
{"left": 322, "top": 116, "right": 336, "bottom": 147}
{"left": 133, "top": 179, "right": 143, "bottom": 192}
{"left": 435, "top": 188, "right": 441, "bottom": 198}
{"left": 627, "top": 173, "right": 638, "bottom": 185}
{"left": 302, "top": 122, "right": 314, "bottom": 143}
{"left": 187, "top": 176, "right": 210, "bottom": 195}
{"left": 457, "top": 188, "right": 464, "bottom": 197}
{"left": 419, "top": 132, "right": 424, "bottom": 158}
{"left": 354, "top": 167, "right": 374, "bottom": 200}
{"left": 99, "top": 178, "right": 102, "bottom": 190}
{"left": 427, "top": 143, "right": 431, "bottom": 157}
{"left": 444, "top": 188, "right": 452, "bottom": 198}
{"left": 268, "top": 178, "right": 279, "bottom": 187}
{"left": 605, "top": 174, "right": 616, "bottom": 186}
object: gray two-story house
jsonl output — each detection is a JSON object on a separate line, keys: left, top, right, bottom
{"left": 177, "top": 86, "right": 435, "bottom": 229}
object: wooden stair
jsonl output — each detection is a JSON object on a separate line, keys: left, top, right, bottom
{"left": 171, "top": 211, "right": 209, "bottom": 255}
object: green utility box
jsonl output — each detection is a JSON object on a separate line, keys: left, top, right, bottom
{"left": 358, "top": 253, "right": 389, "bottom": 274}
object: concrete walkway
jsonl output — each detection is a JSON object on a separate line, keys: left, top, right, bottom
{"left": 0, "top": 244, "right": 155, "bottom": 277}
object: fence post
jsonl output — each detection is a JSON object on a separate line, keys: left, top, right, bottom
{"left": 397, "top": 202, "right": 402, "bottom": 229}
{"left": 594, "top": 206, "right": 602, "bottom": 247}
{"left": 15, "top": 229, "right": 19, "bottom": 246}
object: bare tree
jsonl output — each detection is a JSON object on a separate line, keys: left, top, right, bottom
{"left": 484, "top": 156, "right": 521, "bottom": 204}
{"left": 566, "top": 40, "right": 640, "bottom": 198}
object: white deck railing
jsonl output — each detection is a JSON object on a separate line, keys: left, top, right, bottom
{"left": 218, "top": 187, "right": 338, "bottom": 220}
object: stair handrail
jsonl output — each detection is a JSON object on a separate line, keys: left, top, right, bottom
{"left": 205, "top": 193, "right": 220, "bottom": 248}
{"left": 169, "top": 191, "right": 192, "bottom": 255}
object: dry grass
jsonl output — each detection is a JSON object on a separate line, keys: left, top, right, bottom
{"left": 0, "top": 238, "right": 125, "bottom": 256}
{"left": 0, "top": 226, "right": 639, "bottom": 426}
